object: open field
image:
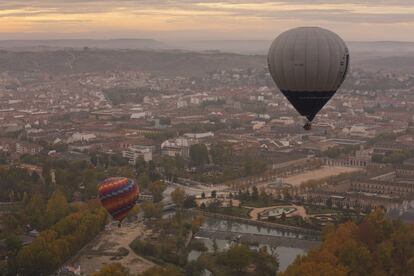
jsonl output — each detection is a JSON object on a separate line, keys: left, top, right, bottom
{"left": 283, "top": 166, "right": 362, "bottom": 187}
{"left": 65, "top": 221, "right": 154, "bottom": 275}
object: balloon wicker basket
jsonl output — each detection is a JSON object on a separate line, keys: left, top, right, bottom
{"left": 303, "top": 121, "right": 312, "bottom": 131}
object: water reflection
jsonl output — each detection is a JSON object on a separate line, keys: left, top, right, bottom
{"left": 202, "top": 217, "right": 303, "bottom": 239}
{"left": 191, "top": 218, "right": 318, "bottom": 272}
{"left": 189, "top": 238, "right": 305, "bottom": 272}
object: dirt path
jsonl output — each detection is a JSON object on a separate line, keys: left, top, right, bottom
{"left": 65, "top": 221, "right": 154, "bottom": 275}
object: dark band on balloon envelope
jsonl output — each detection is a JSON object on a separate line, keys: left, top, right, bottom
{"left": 281, "top": 90, "right": 336, "bottom": 121}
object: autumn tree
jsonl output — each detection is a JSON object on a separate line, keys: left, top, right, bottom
{"left": 25, "top": 194, "right": 46, "bottom": 229}
{"left": 45, "top": 190, "right": 70, "bottom": 226}
{"left": 171, "top": 187, "right": 186, "bottom": 208}
{"left": 138, "top": 173, "right": 151, "bottom": 190}
{"left": 281, "top": 209, "right": 414, "bottom": 276}
{"left": 219, "top": 244, "right": 253, "bottom": 272}
{"left": 149, "top": 181, "right": 166, "bottom": 202}
{"left": 142, "top": 201, "right": 163, "bottom": 219}
{"left": 189, "top": 144, "right": 209, "bottom": 167}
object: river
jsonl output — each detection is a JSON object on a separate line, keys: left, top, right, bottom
{"left": 190, "top": 218, "right": 320, "bottom": 272}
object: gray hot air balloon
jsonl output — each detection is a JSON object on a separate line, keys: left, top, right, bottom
{"left": 268, "top": 27, "right": 350, "bottom": 130}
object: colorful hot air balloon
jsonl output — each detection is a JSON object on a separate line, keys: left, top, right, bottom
{"left": 268, "top": 27, "right": 350, "bottom": 130}
{"left": 98, "top": 177, "right": 139, "bottom": 226}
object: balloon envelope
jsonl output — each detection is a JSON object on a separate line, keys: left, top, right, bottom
{"left": 268, "top": 27, "right": 349, "bottom": 121}
{"left": 98, "top": 177, "right": 139, "bottom": 222}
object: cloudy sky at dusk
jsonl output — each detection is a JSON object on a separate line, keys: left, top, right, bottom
{"left": 0, "top": 1, "right": 413, "bottom": 41}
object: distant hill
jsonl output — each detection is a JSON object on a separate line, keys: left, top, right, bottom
{"left": 167, "top": 40, "right": 271, "bottom": 54}
{"left": 1, "top": 39, "right": 413, "bottom": 55}
{"left": 0, "top": 39, "right": 171, "bottom": 51}
{"left": 0, "top": 49, "right": 265, "bottom": 77}
{"left": 348, "top": 41, "right": 414, "bottom": 53}
{"left": 168, "top": 40, "right": 414, "bottom": 55}
{"left": 353, "top": 55, "right": 414, "bottom": 72}
{"left": 0, "top": 41, "right": 412, "bottom": 78}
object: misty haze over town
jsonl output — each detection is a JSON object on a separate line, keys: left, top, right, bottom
{"left": 0, "top": 1, "right": 413, "bottom": 276}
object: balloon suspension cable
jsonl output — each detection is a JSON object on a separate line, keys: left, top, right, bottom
{"left": 303, "top": 121, "right": 312, "bottom": 131}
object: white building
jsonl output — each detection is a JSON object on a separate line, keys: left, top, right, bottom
{"left": 130, "top": 112, "right": 150, "bottom": 119}
{"left": 349, "top": 125, "right": 376, "bottom": 138}
{"left": 122, "top": 145, "right": 153, "bottom": 165}
{"left": 68, "top": 132, "right": 96, "bottom": 143}
{"left": 177, "top": 99, "right": 188, "bottom": 109}
{"left": 161, "top": 137, "right": 195, "bottom": 158}
{"left": 184, "top": 132, "right": 214, "bottom": 139}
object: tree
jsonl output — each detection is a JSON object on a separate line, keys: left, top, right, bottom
{"left": 31, "top": 171, "right": 40, "bottom": 184}
{"left": 191, "top": 216, "right": 204, "bottom": 233}
{"left": 253, "top": 246, "right": 279, "bottom": 276}
{"left": 189, "top": 144, "right": 209, "bottom": 167}
{"left": 82, "top": 168, "right": 98, "bottom": 198}
{"left": 46, "top": 190, "right": 70, "bottom": 226}
{"left": 141, "top": 201, "right": 163, "bottom": 219}
{"left": 212, "top": 239, "right": 218, "bottom": 255}
{"left": 259, "top": 189, "right": 271, "bottom": 206}
{"left": 137, "top": 173, "right": 151, "bottom": 190}
{"left": 17, "top": 207, "right": 107, "bottom": 275}
{"left": 149, "top": 181, "right": 166, "bottom": 202}
{"left": 220, "top": 244, "right": 253, "bottom": 272}
{"left": 171, "top": 187, "right": 186, "bottom": 208}
{"left": 185, "top": 260, "right": 204, "bottom": 276}
{"left": 183, "top": 196, "right": 196, "bottom": 208}
{"left": 25, "top": 194, "right": 46, "bottom": 229}
{"left": 5, "top": 234, "right": 22, "bottom": 253}
{"left": 92, "top": 263, "right": 130, "bottom": 276}
{"left": 280, "top": 209, "right": 414, "bottom": 276}
{"left": 126, "top": 205, "right": 140, "bottom": 220}
{"left": 201, "top": 192, "right": 206, "bottom": 199}
{"left": 210, "top": 143, "right": 233, "bottom": 165}
{"left": 135, "top": 157, "right": 148, "bottom": 174}
{"left": 251, "top": 186, "right": 259, "bottom": 201}
{"left": 42, "top": 163, "right": 53, "bottom": 188}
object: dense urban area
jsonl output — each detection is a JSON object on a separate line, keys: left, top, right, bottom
{"left": 0, "top": 42, "right": 414, "bottom": 276}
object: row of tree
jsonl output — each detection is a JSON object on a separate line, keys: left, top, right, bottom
{"left": 14, "top": 203, "right": 107, "bottom": 276}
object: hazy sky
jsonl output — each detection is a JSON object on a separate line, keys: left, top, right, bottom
{"left": 0, "top": 1, "right": 413, "bottom": 41}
